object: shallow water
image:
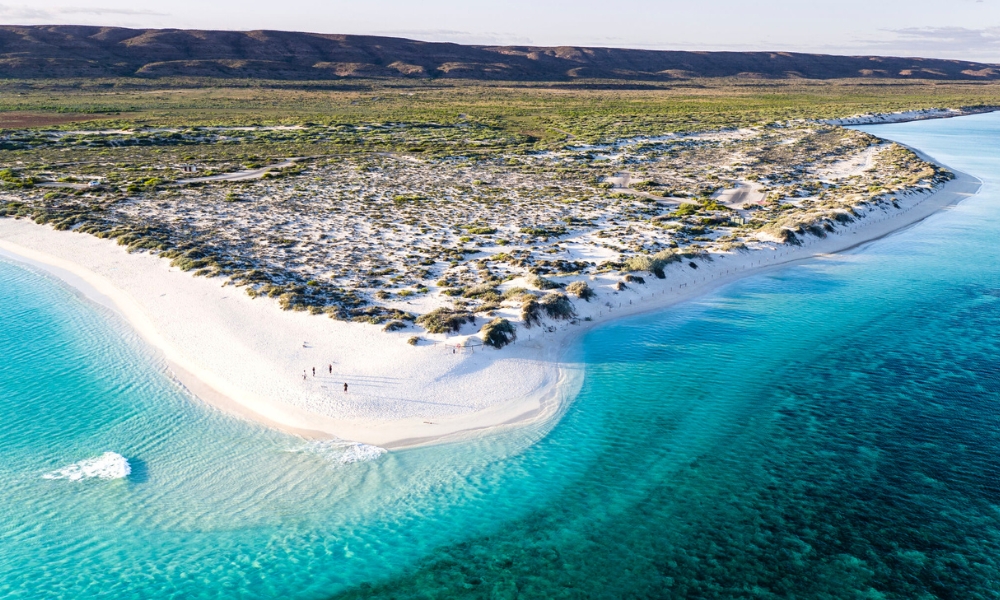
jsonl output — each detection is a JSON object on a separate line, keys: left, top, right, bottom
{"left": 2, "top": 114, "right": 1000, "bottom": 598}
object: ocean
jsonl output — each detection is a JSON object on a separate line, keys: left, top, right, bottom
{"left": 2, "top": 113, "right": 999, "bottom": 598}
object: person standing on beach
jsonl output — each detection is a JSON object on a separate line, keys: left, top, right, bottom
{"left": 344, "top": 382, "right": 348, "bottom": 393}
{"left": 328, "top": 364, "right": 332, "bottom": 374}
{"left": 312, "top": 367, "right": 315, "bottom": 377}
{"left": 302, "top": 370, "right": 306, "bottom": 381}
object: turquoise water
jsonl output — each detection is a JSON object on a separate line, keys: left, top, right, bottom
{"left": 3, "top": 113, "right": 1000, "bottom": 598}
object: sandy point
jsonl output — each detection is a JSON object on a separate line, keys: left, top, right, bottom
{"left": 0, "top": 162, "right": 981, "bottom": 449}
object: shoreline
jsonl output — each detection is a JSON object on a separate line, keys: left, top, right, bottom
{"left": 0, "top": 153, "right": 982, "bottom": 450}
{"left": 822, "top": 106, "right": 998, "bottom": 126}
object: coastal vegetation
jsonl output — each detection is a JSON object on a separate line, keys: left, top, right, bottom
{"left": 566, "top": 280, "right": 595, "bottom": 301}
{"left": 480, "top": 318, "right": 517, "bottom": 348}
{"left": 0, "top": 78, "right": 981, "bottom": 339}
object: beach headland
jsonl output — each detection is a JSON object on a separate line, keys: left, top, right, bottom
{"left": 821, "top": 106, "right": 998, "bottom": 126}
{"left": 0, "top": 152, "right": 980, "bottom": 449}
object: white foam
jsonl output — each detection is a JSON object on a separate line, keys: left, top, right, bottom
{"left": 43, "top": 452, "right": 131, "bottom": 481}
{"left": 288, "top": 440, "right": 387, "bottom": 465}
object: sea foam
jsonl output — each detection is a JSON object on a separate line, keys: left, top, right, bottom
{"left": 288, "top": 440, "right": 387, "bottom": 465}
{"left": 43, "top": 452, "right": 131, "bottom": 481}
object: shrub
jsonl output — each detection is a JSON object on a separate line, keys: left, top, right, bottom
{"left": 773, "top": 228, "right": 801, "bottom": 245}
{"left": 520, "top": 225, "right": 567, "bottom": 237}
{"left": 383, "top": 320, "right": 407, "bottom": 332}
{"left": 806, "top": 223, "right": 827, "bottom": 238}
{"left": 463, "top": 283, "right": 498, "bottom": 299}
{"left": 480, "top": 318, "right": 517, "bottom": 348}
{"left": 416, "top": 308, "right": 475, "bottom": 334}
{"left": 701, "top": 200, "right": 730, "bottom": 211}
{"left": 278, "top": 292, "right": 306, "bottom": 310}
{"left": 540, "top": 292, "right": 576, "bottom": 320}
{"left": 407, "top": 336, "right": 421, "bottom": 346}
{"left": 673, "top": 203, "right": 699, "bottom": 217}
{"left": 623, "top": 274, "right": 645, "bottom": 285}
{"left": 527, "top": 274, "right": 561, "bottom": 290}
{"left": 393, "top": 194, "right": 426, "bottom": 205}
{"left": 521, "top": 297, "right": 541, "bottom": 328}
{"left": 625, "top": 257, "right": 653, "bottom": 272}
{"left": 624, "top": 249, "right": 681, "bottom": 275}
{"left": 566, "top": 280, "right": 595, "bottom": 301}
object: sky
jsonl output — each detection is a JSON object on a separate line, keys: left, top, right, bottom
{"left": 5, "top": 0, "right": 1000, "bottom": 63}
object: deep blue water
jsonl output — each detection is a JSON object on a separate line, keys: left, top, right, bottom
{"left": 2, "top": 113, "right": 1000, "bottom": 598}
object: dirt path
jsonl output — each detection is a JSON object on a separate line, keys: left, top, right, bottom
{"left": 36, "top": 181, "right": 93, "bottom": 190}
{"left": 176, "top": 159, "right": 298, "bottom": 185}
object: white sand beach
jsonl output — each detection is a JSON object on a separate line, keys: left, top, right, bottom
{"left": 0, "top": 162, "right": 981, "bottom": 450}
{"left": 822, "top": 106, "right": 998, "bottom": 126}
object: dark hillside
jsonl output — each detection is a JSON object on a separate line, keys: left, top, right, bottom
{"left": 1, "top": 26, "right": 998, "bottom": 81}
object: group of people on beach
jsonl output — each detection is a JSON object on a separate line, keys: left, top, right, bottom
{"left": 301, "top": 363, "right": 348, "bottom": 392}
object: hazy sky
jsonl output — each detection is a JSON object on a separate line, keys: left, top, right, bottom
{"left": 6, "top": 0, "right": 1000, "bottom": 62}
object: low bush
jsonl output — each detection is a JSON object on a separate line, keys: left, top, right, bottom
{"left": 566, "top": 280, "right": 595, "bottom": 301}
{"left": 520, "top": 225, "right": 567, "bottom": 237}
{"left": 475, "top": 301, "right": 502, "bottom": 314}
{"left": 806, "top": 223, "right": 827, "bottom": 238}
{"left": 673, "top": 203, "right": 699, "bottom": 217}
{"left": 774, "top": 228, "right": 801, "bottom": 245}
{"left": 540, "top": 292, "right": 576, "bottom": 320}
{"left": 383, "top": 320, "right": 407, "bottom": 332}
{"left": 480, "top": 318, "right": 517, "bottom": 348}
{"left": 416, "top": 308, "right": 475, "bottom": 334}
{"left": 521, "top": 297, "right": 541, "bottom": 328}
{"left": 624, "top": 249, "right": 681, "bottom": 275}
{"left": 528, "top": 274, "right": 561, "bottom": 290}
{"left": 463, "top": 283, "right": 498, "bottom": 299}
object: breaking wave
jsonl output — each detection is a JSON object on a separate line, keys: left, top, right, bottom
{"left": 288, "top": 440, "right": 387, "bottom": 465}
{"left": 43, "top": 452, "right": 131, "bottom": 481}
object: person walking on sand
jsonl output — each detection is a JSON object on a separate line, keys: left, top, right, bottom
{"left": 302, "top": 370, "right": 306, "bottom": 381}
{"left": 312, "top": 367, "right": 315, "bottom": 377}
{"left": 328, "top": 364, "right": 332, "bottom": 374}
{"left": 344, "top": 382, "right": 348, "bottom": 393}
